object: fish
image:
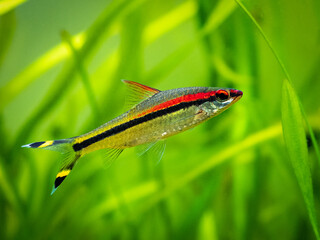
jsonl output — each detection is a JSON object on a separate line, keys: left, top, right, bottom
{"left": 22, "top": 80, "right": 243, "bottom": 194}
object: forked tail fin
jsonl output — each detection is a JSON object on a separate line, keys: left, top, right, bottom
{"left": 22, "top": 139, "right": 80, "bottom": 194}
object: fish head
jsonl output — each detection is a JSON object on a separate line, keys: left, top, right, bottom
{"left": 202, "top": 88, "right": 243, "bottom": 116}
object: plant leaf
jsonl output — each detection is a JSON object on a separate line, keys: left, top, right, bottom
{"left": 281, "top": 79, "right": 319, "bottom": 240}
{"left": 0, "top": 0, "right": 26, "bottom": 15}
{"left": 61, "top": 30, "right": 100, "bottom": 121}
{"left": 0, "top": 11, "right": 15, "bottom": 67}
{"left": 143, "top": 0, "right": 196, "bottom": 45}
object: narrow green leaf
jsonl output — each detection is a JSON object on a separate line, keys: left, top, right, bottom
{"left": 88, "top": 181, "right": 159, "bottom": 220}
{"left": 281, "top": 79, "right": 319, "bottom": 240}
{"left": 234, "top": 2, "right": 320, "bottom": 236}
{"left": 0, "top": 0, "right": 25, "bottom": 15}
{"left": 201, "top": 0, "right": 236, "bottom": 36}
{"left": 136, "top": 123, "right": 283, "bottom": 214}
{"left": 197, "top": 211, "right": 218, "bottom": 240}
{"left": 11, "top": 0, "right": 139, "bottom": 150}
{"left": 0, "top": 157, "right": 24, "bottom": 216}
{"left": 234, "top": 0, "right": 291, "bottom": 81}
{"left": 143, "top": 0, "right": 196, "bottom": 45}
{"left": 61, "top": 30, "right": 101, "bottom": 121}
{"left": 0, "top": 11, "right": 16, "bottom": 67}
{"left": 234, "top": 0, "right": 320, "bottom": 164}
{"left": 0, "top": 0, "right": 145, "bottom": 110}
{"left": 0, "top": 33, "right": 85, "bottom": 110}
{"left": 142, "top": 41, "right": 196, "bottom": 84}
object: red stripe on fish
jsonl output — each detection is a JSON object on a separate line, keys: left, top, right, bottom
{"left": 136, "top": 91, "right": 216, "bottom": 118}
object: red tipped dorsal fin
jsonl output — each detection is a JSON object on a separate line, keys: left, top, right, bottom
{"left": 122, "top": 80, "right": 161, "bottom": 107}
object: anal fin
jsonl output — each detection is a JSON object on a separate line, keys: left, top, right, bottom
{"left": 104, "top": 148, "right": 124, "bottom": 168}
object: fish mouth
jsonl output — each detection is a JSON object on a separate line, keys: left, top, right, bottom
{"left": 230, "top": 89, "right": 243, "bottom": 102}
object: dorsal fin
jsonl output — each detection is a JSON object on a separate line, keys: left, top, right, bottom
{"left": 122, "top": 80, "right": 161, "bottom": 108}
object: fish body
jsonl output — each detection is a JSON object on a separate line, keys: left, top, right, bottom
{"left": 23, "top": 81, "right": 243, "bottom": 193}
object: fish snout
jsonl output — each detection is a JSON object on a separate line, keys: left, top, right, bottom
{"left": 230, "top": 89, "right": 243, "bottom": 101}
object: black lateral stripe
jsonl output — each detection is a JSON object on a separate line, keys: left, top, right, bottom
{"left": 54, "top": 139, "right": 69, "bottom": 144}
{"left": 73, "top": 96, "right": 215, "bottom": 151}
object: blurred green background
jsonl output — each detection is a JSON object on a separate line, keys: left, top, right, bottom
{"left": 1, "top": 0, "right": 320, "bottom": 239}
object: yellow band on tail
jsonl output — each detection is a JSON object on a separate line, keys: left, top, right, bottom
{"left": 56, "top": 169, "right": 71, "bottom": 178}
{"left": 38, "top": 140, "right": 54, "bottom": 148}
{"left": 52, "top": 169, "right": 72, "bottom": 195}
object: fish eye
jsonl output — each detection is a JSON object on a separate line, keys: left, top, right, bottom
{"left": 216, "top": 89, "right": 229, "bottom": 102}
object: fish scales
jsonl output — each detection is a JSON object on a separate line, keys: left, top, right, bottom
{"left": 76, "top": 88, "right": 211, "bottom": 153}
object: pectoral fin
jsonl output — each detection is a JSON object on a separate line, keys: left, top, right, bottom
{"left": 136, "top": 140, "right": 166, "bottom": 165}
